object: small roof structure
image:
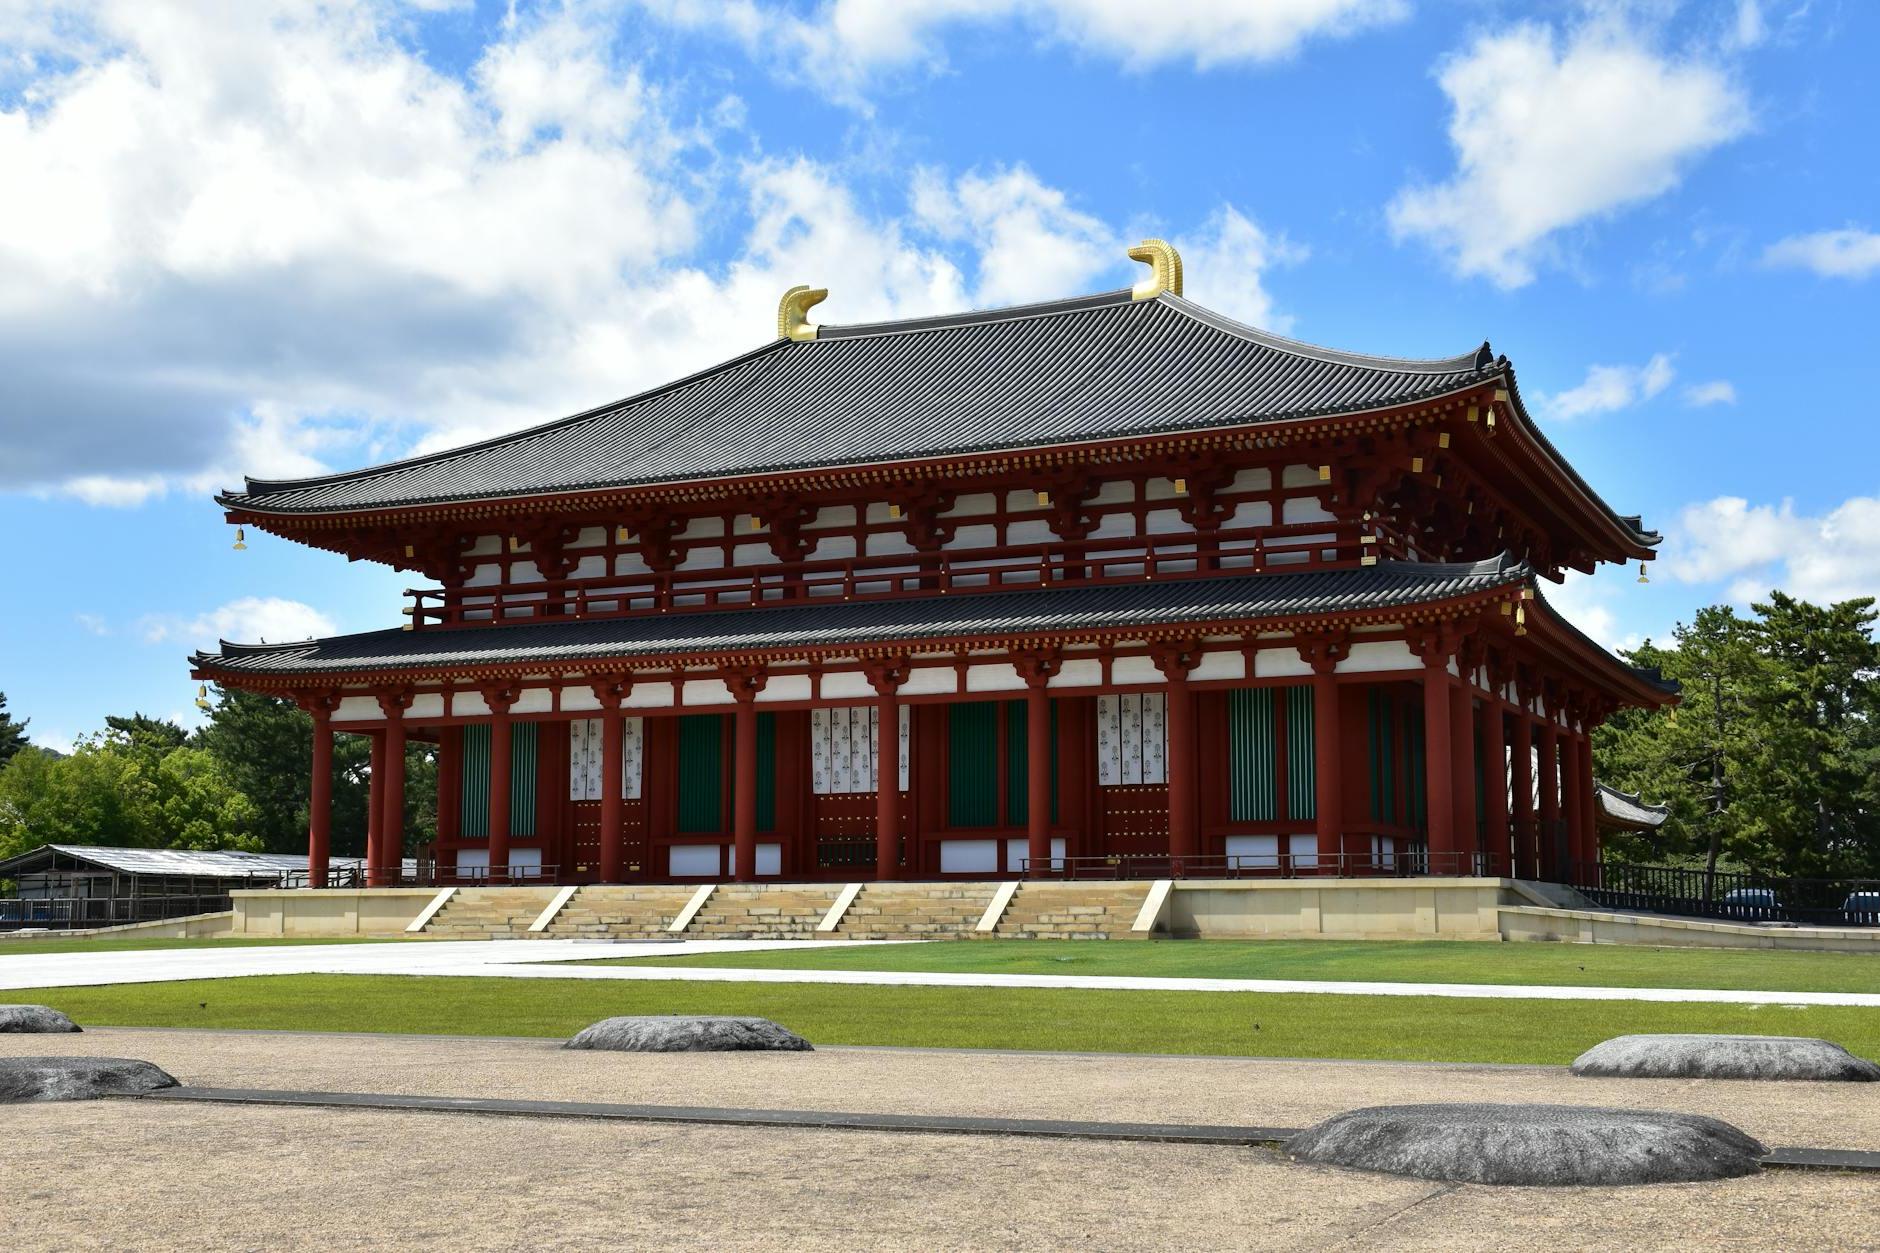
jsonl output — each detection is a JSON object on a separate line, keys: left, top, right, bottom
{"left": 0, "top": 843, "right": 360, "bottom": 882}
{"left": 1594, "top": 783, "right": 1671, "bottom": 832}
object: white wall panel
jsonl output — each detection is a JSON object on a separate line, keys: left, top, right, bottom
{"left": 964, "top": 664, "right": 1024, "bottom": 692}
{"left": 1339, "top": 640, "right": 1418, "bottom": 673}
{"left": 680, "top": 679, "right": 733, "bottom": 706}
{"left": 407, "top": 694, "right": 445, "bottom": 720}
{"left": 624, "top": 682, "right": 675, "bottom": 709}
{"left": 1054, "top": 659, "right": 1103, "bottom": 687}
{"left": 1190, "top": 650, "right": 1244, "bottom": 682}
{"left": 900, "top": 666, "right": 958, "bottom": 696}
{"left": 1253, "top": 649, "right": 1313, "bottom": 679}
{"left": 333, "top": 696, "right": 380, "bottom": 723}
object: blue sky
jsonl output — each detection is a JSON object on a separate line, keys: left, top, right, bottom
{"left": 1, "top": 0, "right": 1876, "bottom": 751}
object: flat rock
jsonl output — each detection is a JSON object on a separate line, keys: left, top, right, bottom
{"left": 1573, "top": 1034, "right": 1880, "bottom": 1082}
{"left": 0, "top": 1056, "right": 179, "bottom": 1103}
{"left": 564, "top": 1016, "right": 812, "bottom": 1053}
{"left": 1286, "top": 1103, "right": 1765, "bottom": 1187}
{"left": 0, "top": 1005, "right": 81, "bottom": 1033}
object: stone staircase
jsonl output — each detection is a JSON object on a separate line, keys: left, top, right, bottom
{"left": 543, "top": 885, "right": 701, "bottom": 939}
{"left": 684, "top": 884, "right": 844, "bottom": 939}
{"left": 992, "top": 882, "right": 1150, "bottom": 940}
{"left": 836, "top": 881, "right": 1000, "bottom": 939}
{"left": 421, "top": 886, "right": 562, "bottom": 939}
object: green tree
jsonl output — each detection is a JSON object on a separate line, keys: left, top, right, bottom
{"left": 1595, "top": 594, "right": 1880, "bottom": 881}
{"left": 193, "top": 688, "right": 436, "bottom": 857}
{"left": 0, "top": 692, "right": 29, "bottom": 767}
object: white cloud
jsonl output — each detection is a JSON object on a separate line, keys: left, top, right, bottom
{"left": 1546, "top": 353, "right": 1675, "bottom": 420}
{"left": 1388, "top": 20, "right": 1750, "bottom": 287}
{"left": 1546, "top": 567, "right": 1641, "bottom": 654}
{"left": 73, "top": 613, "right": 109, "bottom": 637}
{"left": 630, "top": 0, "right": 1408, "bottom": 90}
{"left": 1175, "top": 206, "right": 1306, "bottom": 333}
{"left": 0, "top": 2, "right": 1312, "bottom": 503}
{"left": 142, "top": 597, "right": 338, "bottom": 647}
{"left": 1681, "top": 379, "right": 1736, "bottom": 407}
{"left": 1762, "top": 228, "right": 1880, "bottom": 280}
{"left": 1664, "top": 496, "right": 1880, "bottom": 605}
{"left": 1727, "top": 0, "right": 1766, "bottom": 50}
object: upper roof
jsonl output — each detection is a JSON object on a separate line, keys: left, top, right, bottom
{"left": 0, "top": 843, "right": 363, "bottom": 880}
{"left": 192, "top": 556, "right": 1531, "bottom": 677}
{"left": 219, "top": 289, "right": 1508, "bottom": 516}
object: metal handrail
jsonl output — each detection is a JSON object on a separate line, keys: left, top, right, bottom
{"left": 1019, "top": 850, "right": 1491, "bottom": 880}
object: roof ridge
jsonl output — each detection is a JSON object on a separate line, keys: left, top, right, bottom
{"left": 817, "top": 288, "right": 1136, "bottom": 340}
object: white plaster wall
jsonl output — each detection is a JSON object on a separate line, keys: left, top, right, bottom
{"left": 867, "top": 532, "right": 917, "bottom": 556}
{"left": 465, "top": 535, "right": 502, "bottom": 557}
{"left": 407, "top": 694, "right": 445, "bottom": 720}
{"left": 1091, "top": 479, "right": 1134, "bottom": 505}
{"left": 1143, "top": 508, "right": 1189, "bottom": 535}
{"left": 1006, "top": 519, "right": 1054, "bottom": 546}
{"left": 453, "top": 692, "right": 490, "bottom": 718}
{"left": 511, "top": 688, "right": 555, "bottom": 715}
{"left": 1282, "top": 497, "right": 1336, "bottom": 524}
{"left": 1054, "top": 658, "right": 1103, "bottom": 687}
{"left": 1281, "top": 464, "right": 1323, "bottom": 488}
{"left": 761, "top": 674, "right": 813, "bottom": 703}
{"left": 568, "top": 526, "right": 606, "bottom": 549}
{"left": 1191, "top": 650, "right": 1245, "bottom": 682}
{"left": 1111, "top": 655, "right": 1161, "bottom": 686}
{"left": 1230, "top": 468, "right": 1272, "bottom": 492}
{"left": 964, "top": 663, "right": 1024, "bottom": 693}
{"left": 625, "top": 682, "right": 676, "bottom": 709}
{"left": 1254, "top": 648, "right": 1313, "bottom": 679}
{"left": 559, "top": 687, "right": 601, "bottom": 713}
{"left": 819, "top": 670, "right": 873, "bottom": 700}
{"left": 1339, "top": 640, "right": 1418, "bottom": 674}
{"left": 678, "top": 679, "right": 733, "bottom": 706}
{"left": 679, "top": 516, "right": 725, "bottom": 539}
{"left": 900, "top": 666, "right": 959, "bottom": 696}
{"left": 1226, "top": 501, "right": 1273, "bottom": 528}
{"left": 333, "top": 695, "right": 380, "bottom": 723}
{"left": 945, "top": 523, "right": 998, "bottom": 550}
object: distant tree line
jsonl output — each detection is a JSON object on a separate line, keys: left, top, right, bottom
{"left": 0, "top": 690, "right": 435, "bottom": 864}
{"left": 1595, "top": 592, "right": 1880, "bottom": 881}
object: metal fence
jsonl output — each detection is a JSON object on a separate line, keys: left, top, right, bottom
{"left": 0, "top": 894, "right": 235, "bottom": 931}
{"left": 1020, "top": 850, "right": 1495, "bottom": 880}
{"left": 1574, "top": 861, "right": 1880, "bottom": 927}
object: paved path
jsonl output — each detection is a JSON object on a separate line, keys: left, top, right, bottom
{"left": 5, "top": 939, "right": 1878, "bottom": 1006}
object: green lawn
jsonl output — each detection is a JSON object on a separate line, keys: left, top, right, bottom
{"left": 16, "top": 973, "right": 1880, "bottom": 1064}
{"left": 0, "top": 935, "right": 414, "bottom": 957}
{"left": 589, "top": 938, "right": 1880, "bottom": 994}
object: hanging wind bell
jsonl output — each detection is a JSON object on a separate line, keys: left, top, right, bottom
{"left": 195, "top": 683, "right": 211, "bottom": 711}
{"left": 232, "top": 527, "right": 247, "bottom": 551}
{"left": 1637, "top": 562, "right": 1650, "bottom": 584}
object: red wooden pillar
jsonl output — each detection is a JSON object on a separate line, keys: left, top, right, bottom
{"left": 1578, "top": 726, "right": 1599, "bottom": 864}
{"left": 866, "top": 659, "right": 910, "bottom": 882}
{"left": 1537, "top": 722, "right": 1561, "bottom": 881}
{"left": 487, "top": 692, "right": 516, "bottom": 882}
{"left": 592, "top": 675, "right": 632, "bottom": 883}
{"left": 1150, "top": 641, "right": 1201, "bottom": 865}
{"left": 366, "top": 730, "right": 386, "bottom": 886}
{"left": 1011, "top": 651, "right": 1064, "bottom": 875}
{"left": 375, "top": 689, "right": 412, "bottom": 885}
{"left": 1509, "top": 714, "right": 1535, "bottom": 879}
{"left": 724, "top": 667, "right": 768, "bottom": 883}
{"left": 1480, "top": 700, "right": 1508, "bottom": 876}
{"left": 307, "top": 705, "right": 333, "bottom": 889}
{"left": 1420, "top": 656, "right": 1456, "bottom": 862}
{"left": 1449, "top": 683, "right": 1477, "bottom": 874}
{"left": 1297, "top": 633, "right": 1351, "bottom": 871}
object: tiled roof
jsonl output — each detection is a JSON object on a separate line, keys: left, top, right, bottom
{"left": 219, "top": 290, "right": 1502, "bottom": 515}
{"left": 0, "top": 843, "right": 366, "bottom": 879}
{"left": 192, "top": 556, "right": 1530, "bottom": 677}
{"left": 1595, "top": 783, "right": 1671, "bottom": 829}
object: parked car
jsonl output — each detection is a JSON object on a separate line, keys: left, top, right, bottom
{"left": 1721, "top": 887, "right": 1782, "bottom": 916}
{"left": 1841, "top": 892, "right": 1880, "bottom": 925}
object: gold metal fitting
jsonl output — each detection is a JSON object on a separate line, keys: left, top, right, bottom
{"left": 888, "top": 503, "right": 903, "bottom": 520}
{"left": 1173, "top": 477, "right": 1187, "bottom": 495}
{"left": 1317, "top": 465, "right": 1331, "bottom": 482}
{"left": 1127, "top": 239, "right": 1183, "bottom": 301}
{"left": 616, "top": 525, "right": 632, "bottom": 543}
{"left": 1036, "top": 490, "right": 1051, "bottom": 507}
{"left": 778, "top": 285, "right": 827, "bottom": 341}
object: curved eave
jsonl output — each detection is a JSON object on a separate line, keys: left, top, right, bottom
{"left": 1491, "top": 361, "right": 1660, "bottom": 562}
{"left": 1522, "top": 588, "right": 1680, "bottom": 709}
{"left": 189, "top": 559, "right": 1533, "bottom": 688}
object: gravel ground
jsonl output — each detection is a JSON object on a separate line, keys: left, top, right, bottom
{"left": 1, "top": 1100, "right": 1875, "bottom": 1251}
{"left": 3, "top": 1028, "right": 1877, "bottom": 1153}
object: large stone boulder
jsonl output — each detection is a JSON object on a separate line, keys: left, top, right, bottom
{"left": 1286, "top": 1103, "right": 1765, "bottom": 1187}
{"left": 0, "top": 1005, "right": 81, "bottom": 1033}
{"left": 0, "top": 1056, "right": 179, "bottom": 1103}
{"left": 1573, "top": 1034, "right": 1880, "bottom": 1082}
{"left": 564, "top": 1015, "right": 812, "bottom": 1053}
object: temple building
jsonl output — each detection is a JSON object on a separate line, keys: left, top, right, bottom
{"left": 192, "top": 241, "right": 1676, "bottom": 890}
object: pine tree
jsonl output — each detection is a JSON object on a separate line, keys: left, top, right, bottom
{"left": 0, "top": 692, "right": 30, "bottom": 767}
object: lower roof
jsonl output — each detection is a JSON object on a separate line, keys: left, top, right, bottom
{"left": 0, "top": 843, "right": 361, "bottom": 880}
{"left": 1594, "top": 783, "right": 1671, "bottom": 830}
{"left": 194, "top": 558, "right": 1529, "bottom": 679}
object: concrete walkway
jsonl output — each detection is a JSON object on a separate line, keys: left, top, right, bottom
{"left": 5, "top": 939, "right": 1879, "bottom": 1006}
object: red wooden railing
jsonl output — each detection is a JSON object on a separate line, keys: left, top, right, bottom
{"left": 406, "top": 521, "right": 1374, "bottom": 629}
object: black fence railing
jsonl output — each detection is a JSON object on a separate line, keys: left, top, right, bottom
{"left": 1020, "top": 850, "right": 1494, "bottom": 880}
{"left": 270, "top": 864, "right": 559, "bottom": 890}
{"left": 0, "top": 894, "right": 235, "bottom": 932}
{"left": 1574, "top": 861, "right": 1880, "bottom": 927}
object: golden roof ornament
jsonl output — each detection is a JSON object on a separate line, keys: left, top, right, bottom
{"left": 1127, "top": 239, "right": 1183, "bottom": 301}
{"left": 778, "top": 285, "right": 828, "bottom": 342}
